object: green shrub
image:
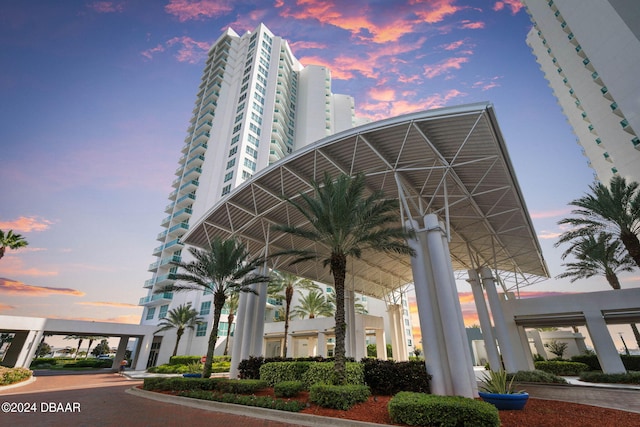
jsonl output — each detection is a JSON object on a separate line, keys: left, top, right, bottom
{"left": 216, "top": 379, "right": 268, "bottom": 394}
{"left": 274, "top": 380, "right": 304, "bottom": 397}
{"left": 301, "top": 362, "right": 364, "bottom": 388}
{"left": 30, "top": 358, "right": 58, "bottom": 368}
{"left": 570, "top": 354, "right": 601, "bottom": 370}
{"left": 237, "top": 356, "right": 343, "bottom": 379}
{"left": 147, "top": 361, "right": 229, "bottom": 374}
{"left": 309, "top": 384, "right": 370, "bottom": 410}
{"left": 621, "top": 355, "right": 640, "bottom": 372}
{"left": 179, "top": 390, "right": 305, "bottom": 412}
{"left": 142, "top": 377, "right": 220, "bottom": 391}
{"left": 388, "top": 392, "right": 500, "bottom": 427}
{"left": 508, "top": 370, "right": 567, "bottom": 384}
{"left": 362, "top": 359, "right": 430, "bottom": 395}
{"left": 259, "top": 361, "right": 313, "bottom": 386}
{"left": 534, "top": 361, "right": 590, "bottom": 376}
{"left": 63, "top": 359, "right": 113, "bottom": 369}
{"left": 169, "top": 355, "right": 231, "bottom": 365}
{"left": 0, "top": 367, "right": 33, "bottom": 386}
{"left": 579, "top": 371, "right": 640, "bottom": 384}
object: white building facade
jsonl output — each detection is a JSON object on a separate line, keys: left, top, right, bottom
{"left": 138, "top": 24, "right": 411, "bottom": 367}
{"left": 522, "top": 0, "right": 640, "bottom": 184}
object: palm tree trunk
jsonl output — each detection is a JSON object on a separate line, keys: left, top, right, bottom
{"left": 631, "top": 324, "right": 640, "bottom": 350}
{"left": 173, "top": 329, "right": 183, "bottom": 357}
{"left": 204, "top": 291, "right": 225, "bottom": 378}
{"left": 86, "top": 339, "right": 94, "bottom": 358}
{"left": 223, "top": 313, "right": 234, "bottom": 356}
{"left": 75, "top": 339, "right": 83, "bottom": 360}
{"left": 331, "top": 253, "right": 347, "bottom": 385}
{"left": 283, "top": 287, "right": 293, "bottom": 358}
{"left": 620, "top": 231, "right": 640, "bottom": 269}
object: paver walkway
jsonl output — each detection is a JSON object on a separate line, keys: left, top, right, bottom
{"left": 0, "top": 372, "right": 300, "bottom": 427}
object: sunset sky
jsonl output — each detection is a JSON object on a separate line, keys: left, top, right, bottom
{"left": 1, "top": 1, "right": 638, "bottom": 348}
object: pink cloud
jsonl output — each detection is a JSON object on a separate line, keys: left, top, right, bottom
{"left": 493, "top": 0, "right": 524, "bottom": 14}
{"left": 87, "top": 1, "right": 124, "bottom": 13}
{"left": 142, "top": 37, "right": 211, "bottom": 64}
{"left": 442, "top": 40, "right": 465, "bottom": 51}
{"left": 423, "top": 57, "right": 469, "bottom": 79}
{"left": 538, "top": 231, "right": 562, "bottom": 240}
{"left": 0, "top": 278, "right": 84, "bottom": 296}
{"left": 0, "top": 258, "right": 58, "bottom": 276}
{"left": 529, "top": 208, "right": 572, "bottom": 219}
{"left": 289, "top": 41, "right": 328, "bottom": 51}
{"left": 460, "top": 20, "right": 485, "bottom": 30}
{"left": 0, "top": 216, "right": 53, "bottom": 233}
{"left": 369, "top": 87, "right": 396, "bottom": 102}
{"left": 165, "top": 0, "right": 233, "bottom": 22}
{"left": 50, "top": 314, "right": 142, "bottom": 324}
{"left": 412, "top": 0, "right": 463, "bottom": 24}
{"left": 0, "top": 303, "right": 15, "bottom": 311}
{"left": 77, "top": 301, "right": 138, "bottom": 308}
{"left": 359, "top": 89, "right": 466, "bottom": 121}
{"left": 472, "top": 76, "right": 501, "bottom": 91}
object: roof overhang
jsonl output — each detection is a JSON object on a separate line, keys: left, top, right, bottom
{"left": 183, "top": 102, "right": 550, "bottom": 299}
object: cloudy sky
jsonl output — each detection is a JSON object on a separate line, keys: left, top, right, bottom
{"left": 1, "top": 0, "right": 637, "bottom": 344}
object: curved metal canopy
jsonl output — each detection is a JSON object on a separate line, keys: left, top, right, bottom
{"left": 183, "top": 102, "right": 550, "bottom": 299}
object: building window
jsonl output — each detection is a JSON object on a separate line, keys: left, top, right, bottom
{"left": 226, "top": 158, "right": 235, "bottom": 169}
{"left": 246, "top": 146, "right": 258, "bottom": 159}
{"left": 244, "top": 158, "right": 256, "bottom": 171}
{"left": 159, "top": 305, "right": 169, "bottom": 319}
{"left": 200, "top": 301, "right": 211, "bottom": 315}
{"left": 229, "top": 146, "right": 238, "bottom": 156}
{"left": 224, "top": 171, "right": 233, "bottom": 182}
{"left": 196, "top": 322, "right": 207, "bottom": 337}
{"left": 242, "top": 170, "right": 252, "bottom": 180}
{"left": 632, "top": 137, "right": 639, "bottom": 147}
{"left": 221, "top": 184, "right": 231, "bottom": 196}
{"left": 146, "top": 307, "right": 156, "bottom": 320}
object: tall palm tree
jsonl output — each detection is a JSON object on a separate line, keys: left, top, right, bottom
{"left": 0, "top": 229, "right": 29, "bottom": 261}
{"left": 155, "top": 303, "right": 204, "bottom": 357}
{"left": 222, "top": 294, "right": 239, "bottom": 356}
{"left": 326, "top": 287, "right": 369, "bottom": 315}
{"left": 161, "top": 237, "right": 268, "bottom": 378}
{"left": 557, "top": 176, "right": 640, "bottom": 268}
{"left": 290, "top": 289, "right": 334, "bottom": 319}
{"left": 270, "top": 270, "right": 319, "bottom": 357}
{"left": 83, "top": 336, "right": 107, "bottom": 359}
{"left": 272, "top": 172, "right": 414, "bottom": 383}
{"left": 557, "top": 232, "right": 640, "bottom": 348}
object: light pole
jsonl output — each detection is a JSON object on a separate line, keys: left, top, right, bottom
{"left": 619, "top": 332, "right": 630, "bottom": 356}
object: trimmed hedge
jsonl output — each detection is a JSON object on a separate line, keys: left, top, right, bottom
{"left": 388, "top": 392, "right": 500, "bottom": 427}
{"left": 274, "top": 380, "right": 304, "bottom": 398}
{"left": 179, "top": 390, "right": 305, "bottom": 412}
{"left": 147, "top": 361, "right": 230, "bottom": 374}
{"left": 309, "top": 384, "right": 370, "bottom": 410}
{"left": 30, "top": 358, "right": 59, "bottom": 368}
{"left": 579, "top": 371, "right": 640, "bottom": 384}
{"left": 0, "top": 367, "right": 33, "bottom": 386}
{"left": 302, "top": 362, "right": 364, "bottom": 388}
{"left": 259, "top": 361, "right": 313, "bottom": 386}
{"left": 237, "top": 356, "right": 352, "bottom": 379}
{"left": 142, "top": 377, "right": 222, "bottom": 391}
{"left": 534, "top": 361, "right": 590, "bottom": 376}
{"left": 362, "top": 358, "right": 431, "bottom": 395}
{"left": 169, "top": 355, "right": 231, "bottom": 365}
{"left": 570, "top": 354, "right": 640, "bottom": 372}
{"left": 508, "top": 370, "right": 567, "bottom": 384}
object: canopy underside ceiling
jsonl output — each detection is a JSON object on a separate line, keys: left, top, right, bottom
{"left": 184, "top": 103, "right": 550, "bottom": 299}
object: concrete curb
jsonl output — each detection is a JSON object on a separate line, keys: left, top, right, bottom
{"left": 0, "top": 376, "right": 36, "bottom": 393}
{"left": 127, "top": 386, "right": 395, "bottom": 427}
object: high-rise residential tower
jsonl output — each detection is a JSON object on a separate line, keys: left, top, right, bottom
{"left": 137, "top": 24, "right": 362, "bottom": 363}
{"left": 522, "top": 0, "right": 640, "bottom": 184}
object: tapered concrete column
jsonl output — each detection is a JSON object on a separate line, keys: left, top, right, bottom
{"left": 250, "top": 278, "right": 269, "bottom": 356}
{"left": 584, "top": 308, "right": 626, "bottom": 373}
{"left": 240, "top": 287, "right": 258, "bottom": 363}
{"left": 424, "top": 214, "right": 474, "bottom": 398}
{"left": 468, "top": 269, "right": 501, "bottom": 371}
{"left": 317, "top": 332, "right": 326, "bottom": 357}
{"left": 375, "top": 329, "right": 387, "bottom": 360}
{"left": 481, "top": 266, "right": 518, "bottom": 372}
{"left": 113, "top": 336, "right": 129, "bottom": 371}
{"left": 345, "top": 289, "right": 356, "bottom": 357}
{"left": 387, "top": 304, "right": 402, "bottom": 360}
{"left": 229, "top": 290, "right": 249, "bottom": 378}
{"left": 528, "top": 329, "right": 547, "bottom": 359}
{"left": 132, "top": 334, "right": 154, "bottom": 371}
{"left": 405, "top": 218, "right": 452, "bottom": 396}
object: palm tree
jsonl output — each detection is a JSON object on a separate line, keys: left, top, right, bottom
{"left": 272, "top": 172, "right": 414, "bottom": 383}
{"left": 161, "top": 237, "right": 269, "bottom": 378}
{"left": 155, "top": 303, "right": 204, "bottom": 357}
{"left": 222, "top": 294, "right": 239, "bottom": 356}
{"left": 64, "top": 335, "right": 84, "bottom": 360}
{"left": 270, "top": 270, "right": 319, "bottom": 357}
{"left": 290, "top": 289, "right": 334, "bottom": 319}
{"left": 556, "top": 176, "right": 640, "bottom": 268}
{"left": 0, "top": 229, "right": 29, "bottom": 261}
{"left": 326, "top": 287, "right": 369, "bottom": 315}
{"left": 557, "top": 232, "right": 640, "bottom": 348}
{"left": 83, "top": 336, "right": 106, "bottom": 359}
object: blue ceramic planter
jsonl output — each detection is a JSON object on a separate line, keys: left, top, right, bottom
{"left": 478, "top": 391, "right": 529, "bottom": 410}
{"left": 182, "top": 373, "right": 202, "bottom": 378}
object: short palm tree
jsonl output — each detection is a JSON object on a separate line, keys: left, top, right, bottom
{"left": 155, "top": 303, "right": 204, "bottom": 357}
{"left": 64, "top": 335, "right": 84, "bottom": 360}
{"left": 222, "top": 294, "right": 238, "bottom": 356}
{"left": 272, "top": 172, "right": 414, "bottom": 383}
{"left": 557, "top": 176, "right": 640, "bottom": 268}
{"left": 557, "top": 232, "right": 640, "bottom": 348}
{"left": 162, "top": 237, "right": 268, "bottom": 378}
{"left": 0, "top": 229, "right": 29, "bottom": 261}
{"left": 290, "top": 289, "right": 334, "bottom": 319}
{"left": 270, "top": 270, "right": 320, "bottom": 357}
{"left": 326, "top": 287, "right": 369, "bottom": 315}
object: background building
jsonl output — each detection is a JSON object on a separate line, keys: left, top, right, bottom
{"left": 522, "top": 0, "right": 640, "bottom": 184}
{"left": 138, "top": 24, "right": 412, "bottom": 366}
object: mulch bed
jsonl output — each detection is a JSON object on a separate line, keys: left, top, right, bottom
{"left": 148, "top": 387, "right": 640, "bottom": 426}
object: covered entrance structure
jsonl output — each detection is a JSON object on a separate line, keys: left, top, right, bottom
{"left": 183, "top": 102, "right": 550, "bottom": 397}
